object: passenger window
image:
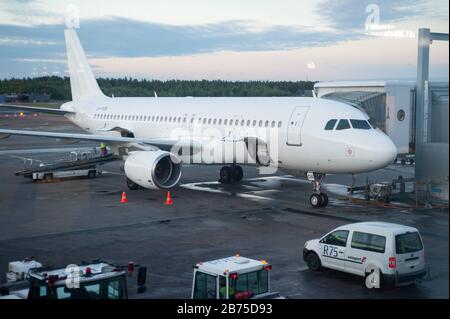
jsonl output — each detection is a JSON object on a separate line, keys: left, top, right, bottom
{"left": 218, "top": 119, "right": 222, "bottom": 125}
{"left": 246, "top": 120, "right": 250, "bottom": 126}
{"left": 265, "top": 121, "right": 269, "bottom": 127}
{"left": 320, "top": 230, "right": 349, "bottom": 247}
{"left": 350, "top": 119, "right": 371, "bottom": 129}
{"left": 278, "top": 121, "right": 282, "bottom": 128}
{"left": 351, "top": 231, "right": 386, "bottom": 253}
{"left": 259, "top": 120, "right": 263, "bottom": 127}
{"left": 208, "top": 118, "right": 212, "bottom": 124}
{"left": 271, "top": 121, "right": 275, "bottom": 128}
{"left": 224, "top": 119, "right": 228, "bottom": 125}
{"left": 336, "top": 119, "right": 351, "bottom": 130}
{"left": 253, "top": 120, "right": 257, "bottom": 126}
{"left": 241, "top": 120, "right": 245, "bottom": 126}
{"left": 325, "top": 119, "right": 337, "bottom": 130}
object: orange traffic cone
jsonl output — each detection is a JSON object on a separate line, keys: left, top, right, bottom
{"left": 165, "top": 191, "right": 173, "bottom": 205}
{"left": 121, "top": 192, "right": 128, "bottom": 203}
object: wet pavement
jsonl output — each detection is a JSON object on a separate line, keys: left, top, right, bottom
{"left": 0, "top": 113, "right": 448, "bottom": 298}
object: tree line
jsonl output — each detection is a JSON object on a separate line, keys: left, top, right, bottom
{"left": 0, "top": 76, "right": 315, "bottom": 101}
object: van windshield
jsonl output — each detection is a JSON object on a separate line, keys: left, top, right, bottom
{"left": 396, "top": 232, "right": 423, "bottom": 254}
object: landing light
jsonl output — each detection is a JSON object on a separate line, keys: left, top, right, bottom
{"left": 230, "top": 273, "right": 238, "bottom": 280}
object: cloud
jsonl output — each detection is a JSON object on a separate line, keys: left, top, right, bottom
{"left": 0, "top": 17, "right": 358, "bottom": 61}
{"left": 315, "top": 0, "right": 448, "bottom": 29}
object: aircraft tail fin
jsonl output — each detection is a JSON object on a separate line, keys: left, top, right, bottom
{"left": 64, "top": 28, "right": 105, "bottom": 101}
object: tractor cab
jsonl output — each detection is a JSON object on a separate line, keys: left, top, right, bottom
{"left": 191, "top": 255, "right": 282, "bottom": 299}
{"left": 1, "top": 259, "right": 147, "bottom": 299}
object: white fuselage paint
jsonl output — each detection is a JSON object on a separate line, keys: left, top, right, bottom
{"left": 61, "top": 96, "right": 397, "bottom": 175}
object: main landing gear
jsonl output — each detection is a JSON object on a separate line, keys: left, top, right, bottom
{"left": 127, "top": 177, "right": 140, "bottom": 190}
{"left": 308, "top": 172, "right": 328, "bottom": 208}
{"left": 219, "top": 165, "right": 243, "bottom": 184}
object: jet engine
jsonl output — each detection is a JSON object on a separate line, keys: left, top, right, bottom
{"left": 124, "top": 150, "right": 182, "bottom": 189}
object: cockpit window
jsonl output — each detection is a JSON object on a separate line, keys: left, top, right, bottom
{"left": 350, "top": 119, "right": 372, "bottom": 129}
{"left": 336, "top": 119, "right": 351, "bottom": 130}
{"left": 325, "top": 119, "right": 337, "bottom": 130}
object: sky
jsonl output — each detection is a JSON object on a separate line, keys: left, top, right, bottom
{"left": 0, "top": 0, "right": 448, "bottom": 81}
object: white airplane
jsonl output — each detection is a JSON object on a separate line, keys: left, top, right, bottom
{"left": 0, "top": 29, "right": 397, "bottom": 208}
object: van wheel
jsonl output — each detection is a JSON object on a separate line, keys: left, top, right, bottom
{"left": 44, "top": 173, "right": 53, "bottom": 182}
{"left": 306, "top": 252, "right": 321, "bottom": 271}
{"left": 87, "top": 170, "right": 96, "bottom": 179}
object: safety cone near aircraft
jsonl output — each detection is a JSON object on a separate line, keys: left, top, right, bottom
{"left": 165, "top": 191, "right": 173, "bottom": 205}
{"left": 121, "top": 192, "right": 128, "bottom": 203}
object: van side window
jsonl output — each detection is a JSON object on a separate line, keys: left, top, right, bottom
{"left": 336, "top": 119, "right": 351, "bottom": 130}
{"left": 351, "top": 231, "right": 386, "bottom": 253}
{"left": 325, "top": 119, "right": 337, "bottom": 130}
{"left": 320, "top": 230, "right": 349, "bottom": 247}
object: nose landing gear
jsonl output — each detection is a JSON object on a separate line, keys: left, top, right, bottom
{"left": 308, "top": 172, "right": 328, "bottom": 208}
{"left": 219, "top": 165, "right": 243, "bottom": 184}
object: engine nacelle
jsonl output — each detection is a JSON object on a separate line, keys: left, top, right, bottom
{"left": 124, "top": 150, "right": 182, "bottom": 189}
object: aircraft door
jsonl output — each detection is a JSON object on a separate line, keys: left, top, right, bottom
{"left": 287, "top": 106, "right": 309, "bottom": 146}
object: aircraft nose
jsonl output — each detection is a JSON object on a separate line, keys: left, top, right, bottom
{"left": 375, "top": 136, "right": 397, "bottom": 168}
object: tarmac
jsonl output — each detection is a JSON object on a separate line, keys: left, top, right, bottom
{"left": 0, "top": 112, "right": 448, "bottom": 298}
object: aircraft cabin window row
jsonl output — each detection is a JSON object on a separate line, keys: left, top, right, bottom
{"left": 92, "top": 113, "right": 283, "bottom": 128}
{"left": 324, "top": 119, "right": 372, "bottom": 131}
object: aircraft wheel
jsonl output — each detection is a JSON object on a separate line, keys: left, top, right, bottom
{"left": 310, "top": 193, "right": 323, "bottom": 208}
{"left": 219, "top": 166, "right": 233, "bottom": 184}
{"left": 231, "top": 165, "right": 243, "bottom": 182}
{"left": 320, "top": 193, "right": 329, "bottom": 207}
{"left": 127, "top": 178, "right": 140, "bottom": 190}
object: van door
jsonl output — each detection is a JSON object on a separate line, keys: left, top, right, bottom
{"left": 346, "top": 231, "right": 387, "bottom": 276}
{"left": 287, "top": 106, "right": 309, "bottom": 146}
{"left": 318, "top": 230, "right": 349, "bottom": 271}
{"left": 394, "top": 232, "right": 426, "bottom": 275}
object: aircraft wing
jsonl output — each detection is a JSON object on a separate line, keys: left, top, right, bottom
{"left": 0, "top": 104, "right": 73, "bottom": 115}
{"left": 0, "top": 128, "right": 204, "bottom": 152}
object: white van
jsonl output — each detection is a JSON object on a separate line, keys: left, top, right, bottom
{"left": 302, "top": 222, "right": 427, "bottom": 288}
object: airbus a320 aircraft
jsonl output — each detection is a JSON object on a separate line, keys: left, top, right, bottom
{"left": 0, "top": 28, "right": 397, "bottom": 208}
